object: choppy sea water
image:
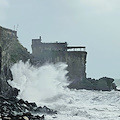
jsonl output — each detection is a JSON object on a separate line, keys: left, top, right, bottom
{"left": 9, "top": 61, "right": 120, "bottom": 120}
{"left": 45, "top": 88, "right": 120, "bottom": 120}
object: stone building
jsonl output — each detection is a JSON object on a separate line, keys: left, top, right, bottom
{"left": 31, "top": 36, "right": 87, "bottom": 81}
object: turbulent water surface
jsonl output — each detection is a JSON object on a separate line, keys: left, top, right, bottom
{"left": 9, "top": 61, "right": 120, "bottom": 120}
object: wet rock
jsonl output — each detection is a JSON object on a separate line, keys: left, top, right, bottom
{"left": 36, "top": 106, "right": 57, "bottom": 114}
{"left": 3, "top": 65, "right": 13, "bottom": 81}
{"left": 0, "top": 96, "right": 56, "bottom": 120}
{"left": 0, "top": 26, "right": 33, "bottom": 99}
{"left": 68, "top": 77, "right": 117, "bottom": 91}
{"left": 0, "top": 46, "right": 19, "bottom": 98}
{"left": 0, "top": 47, "right": 2, "bottom": 75}
{"left": 1, "top": 113, "right": 45, "bottom": 120}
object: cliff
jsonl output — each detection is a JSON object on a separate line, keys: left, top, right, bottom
{"left": 0, "top": 26, "right": 31, "bottom": 66}
{"left": 0, "top": 26, "right": 31, "bottom": 97}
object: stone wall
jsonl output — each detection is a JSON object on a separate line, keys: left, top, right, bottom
{"left": 32, "top": 39, "right": 87, "bottom": 81}
{"left": 66, "top": 51, "right": 87, "bottom": 80}
{"left": 32, "top": 38, "right": 67, "bottom": 57}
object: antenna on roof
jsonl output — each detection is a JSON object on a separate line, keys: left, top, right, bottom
{"left": 13, "top": 24, "right": 19, "bottom": 31}
{"left": 39, "top": 36, "right": 42, "bottom": 42}
{"left": 14, "top": 25, "right": 15, "bottom": 31}
{"left": 16, "top": 24, "right": 19, "bottom": 31}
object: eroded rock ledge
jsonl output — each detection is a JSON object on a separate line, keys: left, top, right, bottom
{"left": 68, "top": 77, "right": 117, "bottom": 91}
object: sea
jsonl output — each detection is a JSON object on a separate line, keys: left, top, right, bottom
{"left": 8, "top": 61, "right": 120, "bottom": 120}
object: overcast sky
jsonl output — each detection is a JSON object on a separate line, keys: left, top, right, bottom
{"left": 1, "top": 0, "right": 120, "bottom": 79}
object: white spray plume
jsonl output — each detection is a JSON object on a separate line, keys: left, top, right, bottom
{"left": 8, "top": 61, "right": 68, "bottom": 104}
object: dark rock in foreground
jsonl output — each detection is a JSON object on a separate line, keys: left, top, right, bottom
{"left": 68, "top": 77, "right": 117, "bottom": 91}
{"left": 0, "top": 95, "right": 57, "bottom": 120}
{"left": 1, "top": 113, "right": 44, "bottom": 120}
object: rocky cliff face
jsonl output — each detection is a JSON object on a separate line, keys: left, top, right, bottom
{"left": 0, "top": 26, "right": 31, "bottom": 97}
{"left": 0, "top": 26, "right": 31, "bottom": 66}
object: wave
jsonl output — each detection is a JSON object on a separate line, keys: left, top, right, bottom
{"left": 8, "top": 61, "right": 120, "bottom": 120}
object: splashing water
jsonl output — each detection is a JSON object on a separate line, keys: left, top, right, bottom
{"left": 9, "top": 61, "right": 120, "bottom": 120}
{"left": 9, "top": 61, "right": 68, "bottom": 104}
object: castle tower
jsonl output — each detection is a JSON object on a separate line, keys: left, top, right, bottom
{"left": 31, "top": 37, "right": 87, "bottom": 81}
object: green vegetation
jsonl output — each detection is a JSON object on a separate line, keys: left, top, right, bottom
{"left": 0, "top": 26, "right": 30, "bottom": 68}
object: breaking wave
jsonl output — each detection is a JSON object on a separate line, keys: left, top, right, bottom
{"left": 9, "top": 61, "right": 69, "bottom": 104}
{"left": 9, "top": 61, "right": 120, "bottom": 120}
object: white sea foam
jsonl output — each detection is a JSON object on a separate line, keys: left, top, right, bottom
{"left": 9, "top": 61, "right": 120, "bottom": 120}
{"left": 8, "top": 60, "right": 68, "bottom": 103}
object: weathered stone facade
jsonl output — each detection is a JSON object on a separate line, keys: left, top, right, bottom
{"left": 31, "top": 37, "right": 87, "bottom": 81}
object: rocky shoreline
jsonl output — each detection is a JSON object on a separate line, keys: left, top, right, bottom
{"left": 0, "top": 95, "right": 57, "bottom": 120}
{"left": 0, "top": 26, "right": 119, "bottom": 119}
{"left": 0, "top": 26, "right": 57, "bottom": 120}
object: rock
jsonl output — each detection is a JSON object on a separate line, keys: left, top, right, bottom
{"left": 36, "top": 106, "right": 57, "bottom": 114}
{"left": 96, "top": 79, "right": 109, "bottom": 91}
{"left": 0, "top": 96, "right": 56, "bottom": 120}
{"left": 23, "top": 116, "right": 29, "bottom": 120}
{"left": 112, "top": 83, "right": 117, "bottom": 90}
{"left": 68, "top": 77, "right": 117, "bottom": 91}
{"left": 0, "top": 47, "right": 19, "bottom": 98}
{"left": 68, "top": 78, "right": 97, "bottom": 90}
{"left": 0, "top": 47, "right": 2, "bottom": 75}
{"left": 1, "top": 113, "right": 45, "bottom": 120}
{"left": 0, "top": 26, "right": 33, "bottom": 98}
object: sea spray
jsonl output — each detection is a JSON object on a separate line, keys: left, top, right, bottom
{"left": 8, "top": 61, "right": 120, "bottom": 120}
{"left": 8, "top": 60, "right": 69, "bottom": 104}
{"left": 114, "top": 79, "right": 120, "bottom": 90}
